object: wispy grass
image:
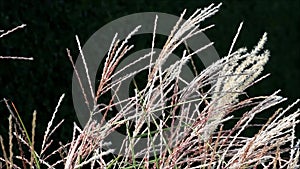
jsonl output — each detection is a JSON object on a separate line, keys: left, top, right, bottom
{"left": 0, "top": 24, "right": 33, "bottom": 61}
{"left": 1, "top": 3, "right": 299, "bottom": 169}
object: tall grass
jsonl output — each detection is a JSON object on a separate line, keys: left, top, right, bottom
{"left": 1, "top": 3, "right": 299, "bottom": 168}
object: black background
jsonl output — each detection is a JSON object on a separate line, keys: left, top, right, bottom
{"left": 0, "top": 0, "right": 299, "bottom": 152}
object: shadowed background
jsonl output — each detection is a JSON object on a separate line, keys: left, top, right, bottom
{"left": 0, "top": 0, "right": 299, "bottom": 154}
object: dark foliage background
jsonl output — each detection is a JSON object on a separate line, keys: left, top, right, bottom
{"left": 0, "top": 0, "right": 299, "bottom": 152}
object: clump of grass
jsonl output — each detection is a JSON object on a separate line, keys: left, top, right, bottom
{"left": 1, "top": 3, "right": 299, "bottom": 169}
